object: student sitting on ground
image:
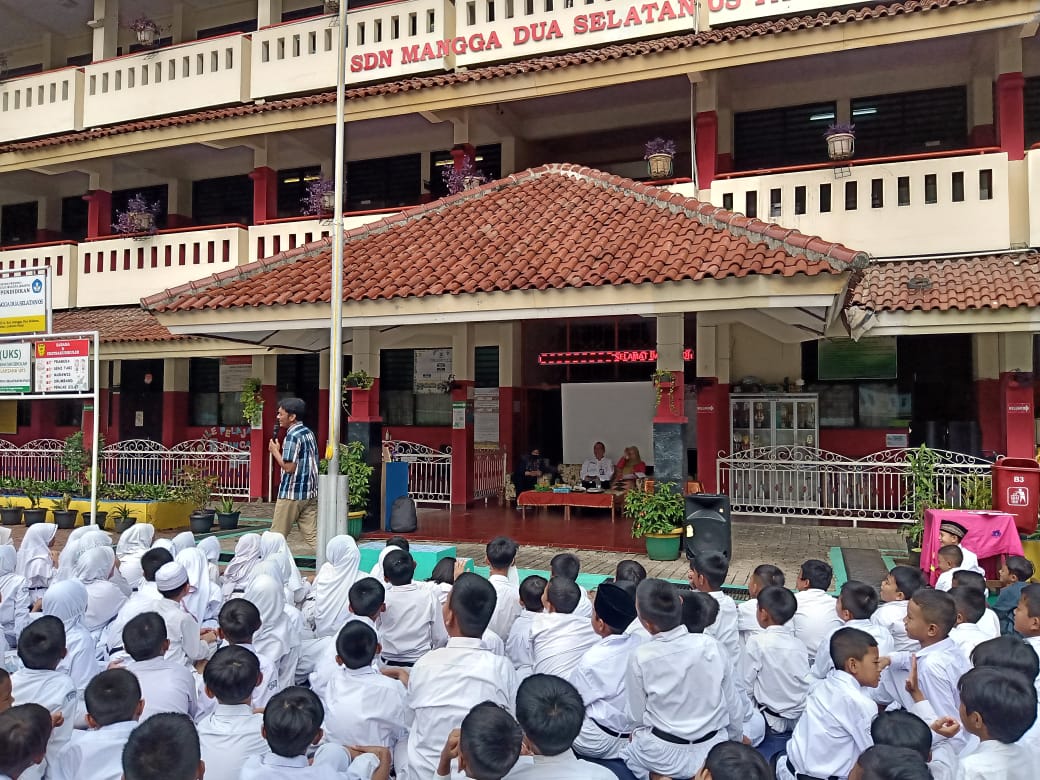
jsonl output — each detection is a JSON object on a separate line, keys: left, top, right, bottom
{"left": 873, "top": 565, "right": 926, "bottom": 653}
{"left": 949, "top": 570, "right": 999, "bottom": 638}
{"left": 615, "top": 560, "right": 647, "bottom": 585}
{"left": 195, "top": 645, "right": 268, "bottom": 780}
{"left": 737, "top": 564, "right": 784, "bottom": 646}
{"left": 531, "top": 577, "right": 599, "bottom": 679}
{"left": 379, "top": 550, "right": 439, "bottom": 667}
{"left": 122, "top": 612, "right": 198, "bottom": 721}
{"left": 217, "top": 598, "right": 280, "bottom": 708}
{"left": 849, "top": 745, "right": 931, "bottom": 780}
{"left": 812, "top": 580, "right": 894, "bottom": 679}
{"left": 485, "top": 536, "right": 521, "bottom": 641}
{"left": 779, "top": 627, "right": 882, "bottom": 780}
{"left": 309, "top": 577, "right": 386, "bottom": 698}
{"left": 948, "top": 586, "right": 992, "bottom": 657}
{"left": 102, "top": 547, "right": 173, "bottom": 659}
{"left": 687, "top": 551, "right": 740, "bottom": 660}
{"left": 955, "top": 667, "right": 1037, "bottom": 779}
{"left": 996, "top": 555, "right": 1034, "bottom": 635}
{"left": 52, "top": 669, "right": 143, "bottom": 780}
{"left": 0, "top": 704, "right": 52, "bottom": 780}
{"left": 149, "top": 561, "right": 217, "bottom": 666}
{"left": 694, "top": 741, "right": 772, "bottom": 780}
{"left": 870, "top": 708, "right": 956, "bottom": 780}
{"left": 434, "top": 700, "right": 524, "bottom": 780}
{"left": 550, "top": 553, "right": 592, "bottom": 617}
{"left": 505, "top": 574, "right": 546, "bottom": 680}
{"left": 971, "top": 635, "right": 1040, "bottom": 763}
{"left": 792, "top": 559, "right": 842, "bottom": 662}
{"left": 681, "top": 591, "right": 719, "bottom": 634}
{"left": 935, "top": 546, "right": 966, "bottom": 592}
{"left": 121, "top": 713, "right": 204, "bottom": 780}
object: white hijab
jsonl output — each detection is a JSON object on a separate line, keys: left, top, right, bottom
{"left": 73, "top": 546, "right": 126, "bottom": 633}
{"left": 171, "top": 531, "right": 196, "bottom": 554}
{"left": 175, "top": 547, "right": 221, "bottom": 626}
{"left": 259, "top": 532, "right": 305, "bottom": 593}
{"left": 197, "top": 536, "right": 222, "bottom": 584}
{"left": 0, "top": 544, "right": 30, "bottom": 641}
{"left": 116, "top": 523, "right": 155, "bottom": 560}
{"left": 222, "top": 534, "right": 262, "bottom": 599}
{"left": 0, "top": 527, "right": 11, "bottom": 546}
{"left": 370, "top": 544, "right": 403, "bottom": 583}
{"left": 42, "top": 579, "right": 100, "bottom": 690}
{"left": 312, "top": 535, "right": 362, "bottom": 637}
{"left": 55, "top": 525, "right": 96, "bottom": 581}
{"left": 245, "top": 573, "right": 293, "bottom": 661}
{"left": 151, "top": 538, "right": 174, "bottom": 552}
{"left": 16, "top": 523, "right": 57, "bottom": 583}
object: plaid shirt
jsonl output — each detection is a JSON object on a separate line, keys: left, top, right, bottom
{"left": 278, "top": 422, "right": 318, "bottom": 500}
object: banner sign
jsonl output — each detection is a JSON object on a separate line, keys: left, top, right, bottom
{"left": 35, "top": 339, "right": 90, "bottom": 393}
{"left": 0, "top": 271, "right": 48, "bottom": 335}
{"left": 707, "top": 0, "right": 873, "bottom": 27}
{"left": 0, "top": 343, "right": 31, "bottom": 393}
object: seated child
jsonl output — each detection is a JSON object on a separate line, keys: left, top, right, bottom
{"left": 737, "top": 564, "right": 784, "bottom": 645}
{"left": 850, "top": 745, "right": 931, "bottom": 780}
{"left": 123, "top": 612, "right": 198, "bottom": 720}
{"left": 950, "top": 570, "right": 999, "bottom": 638}
{"left": 0, "top": 704, "right": 52, "bottom": 780}
{"left": 688, "top": 551, "right": 740, "bottom": 659}
{"left": 996, "top": 555, "right": 1034, "bottom": 636}
{"left": 744, "top": 586, "right": 809, "bottom": 761}
{"left": 507, "top": 674, "right": 616, "bottom": 779}
{"left": 955, "top": 667, "right": 1036, "bottom": 779}
{"left": 937, "top": 520, "right": 982, "bottom": 574}
{"left": 792, "top": 559, "right": 842, "bottom": 661}
{"left": 238, "top": 687, "right": 387, "bottom": 779}
{"left": 1013, "top": 583, "right": 1040, "bottom": 701}
{"left": 121, "top": 712, "right": 204, "bottom": 780}
{"left": 379, "top": 550, "right": 439, "bottom": 666}
{"left": 218, "top": 598, "right": 280, "bottom": 708}
{"left": 622, "top": 579, "right": 743, "bottom": 780}
{"left": 570, "top": 582, "right": 642, "bottom": 760}
{"left": 196, "top": 646, "right": 268, "bottom": 780}
{"left": 873, "top": 566, "right": 926, "bottom": 652}
{"left": 871, "top": 708, "right": 956, "bottom": 780}
{"left": 10, "top": 616, "right": 76, "bottom": 780}
{"left": 322, "top": 621, "right": 408, "bottom": 772}
{"left": 505, "top": 575, "right": 546, "bottom": 679}
{"left": 935, "top": 546, "right": 966, "bottom": 592}
{"left": 309, "top": 578, "right": 386, "bottom": 698}
{"left": 695, "top": 741, "right": 772, "bottom": 780}
{"left": 550, "top": 553, "right": 592, "bottom": 617}
{"left": 530, "top": 577, "right": 599, "bottom": 678}
{"left": 615, "top": 560, "right": 647, "bottom": 585}
{"left": 485, "top": 536, "right": 521, "bottom": 641}
{"left": 780, "top": 627, "right": 881, "bottom": 780}
{"left": 52, "top": 669, "right": 143, "bottom": 780}
{"left": 971, "top": 635, "right": 1040, "bottom": 762}
{"left": 435, "top": 700, "right": 524, "bottom": 780}
{"left": 948, "top": 587, "right": 991, "bottom": 656}
{"left": 813, "top": 581, "right": 894, "bottom": 678}
{"left": 0, "top": 668, "right": 10, "bottom": 712}
{"left": 682, "top": 591, "right": 720, "bottom": 634}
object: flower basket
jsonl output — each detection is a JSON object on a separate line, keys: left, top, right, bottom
{"left": 826, "top": 133, "right": 855, "bottom": 161}
{"left": 137, "top": 27, "right": 157, "bottom": 44}
{"left": 647, "top": 154, "right": 673, "bottom": 179}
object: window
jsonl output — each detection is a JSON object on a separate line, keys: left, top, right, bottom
{"left": 193, "top": 175, "right": 254, "bottom": 226}
{"left": 55, "top": 400, "right": 83, "bottom": 428}
{"left": 380, "top": 349, "right": 453, "bottom": 426}
{"left": 870, "top": 179, "right": 883, "bottom": 209}
{"left": 924, "top": 174, "right": 937, "bottom": 204}
{"left": 951, "top": 171, "right": 964, "bottom": 203}
{"left": 277, "top": 166, "right": 323, "bottom": 218}
{"left": 897, "top": 177, "right": 910, "bottom": 206}
{"left": 733, "top": 101, "right": 838, "bottom": 170}
{"left": 428, "top": 145, "right": 502, "bottom": 199}
{"left": 1026, "top": 76, "right": 1040, "bottom": 148}
{"left": 769, "top": 188, "right": 782, "bottom": 218}
{"left": 844, "top": 181, "right": 857, "bottom": 211}
{"left": 112, "top": 185, "right": 168, "bottom": 231}
{"left": 188, "top": 358, "right": 245, "bottom": 426}
{"left": 722, "top": 193, "right": 734, "bottom": 211}
{"left": 979, "top": 169, "right": 993, "bottom": 201}
{"left": 744, "top": 191, "right": 757, "bottom": 219}
{"left": 197, "top": 19, "right": 258, "bottom": 38}
{"left": 850, "top": 86, "right": 967, "bottom": 158}
{"left": 819, "top": 184, "right": 831, "bottom": 213}
{"left": 1, "top": 201, "right": 39, "bottom": 246}
{"left": 347, "top": 154, "right": 422, "bottom": 211}
{"left": 794, "top": 186, "right": 806, "bottom": 215}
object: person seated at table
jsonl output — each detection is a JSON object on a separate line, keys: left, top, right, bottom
{"left": 580, "top": 442, "right": 615, "bottom": 489}
{"left": 515, "top": 448, "right": 556, "bottom": 492}
{"left": 615, "top": 446, "right": 646, "bottom": 490}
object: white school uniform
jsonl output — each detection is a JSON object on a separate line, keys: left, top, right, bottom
{"left": 811, "top": 618, "right": 894, "bottom": 679}
{"left": 42, "top": 580, "right": 102, "bottom": 702}
{"left": 958, "top": 545, "right": 983, "bottom": 575}
{"left": 507, "top": 751, "right": 617, "bottom": 779}
{"left": 935, "top": 567, "right": 964, "bottom": 592}
{"left": 235, "top": 641, "right": 281, "bottom": 707}
{"left": 792, "top": 589, "right": 842, "bottom": 661}
{"left": 307, "top": 615, "right": 379, "bottom": 698}
{"left": 406, "top": 636, "right": 518, "bottom": 780}
{"left": 505, "top": 610, "right": 536, "bottom": 677}
{"left": 323, "top": 664, "right": 409, "bottom": 768}
{"left": 245, "top": 575, "right": 302, "bottom": 686}
{"left": 152, "top": 596, "right": 212, "bottom": 665}
{"left": 51, "top": 719, "right": 136, "bottom": 780}
{"left": 780, "top": 670, "right": 876, "bottom": 780}
{"left": 707, "top": 590, "right": 741, "bottom": 660}
{"left": 531, "top": 611, "right": 599, "bottom": 678}
{"left": 743, "top": 624, "right": 810, "bottom": 731}
{"left": 569, "top": 632, "right": 643, "bottom": 759}
{"left": 1025, "top": 636, "right": 1040, "bottom": 703}
{"left": 950, "top": 621, "right": 992, "bottom": 657}
{"left": 126, "top": 655, "right": 199, "bottom": 720}
{"left": 737, "top": 597, "right": 763, "bottom": 646}
{"left": 889, "top": 638, "right": 972, "bottom": 752}
{"left": 575, "top": 585, "right": 593, "bottom": 618}
{"left": 239, "top": 744, "right": 380, "bottom": 780}
{"left": 622, "top": 627, "right": 743, "bottom": 780}
{"left": 196, "top": 703, "right": 268, "bottom": 780}
{"left": 10, "top": 667, "right": 77, "bottom": 780}
{"left": 103, "top": 582, "right": 162, "bottom": 655}
{"left": 0, "top": 544, "right": 31, "bottom": 647}
{"left": 979, "top": 608, "right": 1000, "bottom": 639}
{"left": 955, "top": 740, "right": 1033, "bottom": 780}
{"left": 906, "top": 699, "right": 959, "bottom": 780}
{"left": 380, "top": 582, "right": 438, "bottom": 663}
{"left": 872, "top": 599, "right": 918, "bottom": 652}
{"left": 487, "top": 573, "right": 521, "bottom": 641}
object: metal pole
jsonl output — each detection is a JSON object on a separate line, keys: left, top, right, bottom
{"left": 90, "top": 331, "right": 99, "bottom": 521}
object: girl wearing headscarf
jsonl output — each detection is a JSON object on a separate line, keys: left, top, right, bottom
{"left": 151, "top": 537, "right": 174, "bottom": 552}
{"left": 54, "top": 525, "right": 97, "bottom": 582}
{"left": 41, "top": 579, "right": 101, "bottom": 710}
{"left": 196, "top": 535, "right": 222, "bottom": 585}
{"left": 175, "top": 547, "right": 222, "bottom": 628}
{"left": 0, "top": 527, "right": 11, "bottom": 546}
{"left": 73, "top": 545, "right": 128, "bottom": 640}
{"left": 369, "top": 543, "right": 404, "bottom": 583}
{"left": 259, "top": 531, "right": 307, "bottom": 605}
{"left": 170, "top": 531, "right": 196, "bottom": 555}
{"left": 16, "top": 522, "right": 57, "bottom": 601}
{"left": 221, "top": 533, "right": 262, "bottom": 600}
{"left": 244, "top": 574, "right": 302, "bottom": 688}
{"left": 0, "top": 544, "right": 30, "bottom": 646}
{"left": 311, "top": 535, "right": 362, "bottom": 638}
{"left": 115, "top": 523, "right": 155, "bottom": 590}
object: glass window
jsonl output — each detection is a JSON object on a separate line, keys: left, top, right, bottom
{"left": 277, "top": 166, "right": 322, "bottom": 219}
{"left": 733, "top": 101, "right": 838, "bottom": 170}
{"left": 429, "top": 144, "right": 502, "bottom": 199}
{"left": 850, "top": 86, "right": 967, "bottom": 158}
{"left": 188, "top": 358, "right": 245, "bottom": 426}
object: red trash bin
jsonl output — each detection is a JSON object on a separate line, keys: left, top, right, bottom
{"left": 992, "top": 456, "right": 1040, "bottom": 535}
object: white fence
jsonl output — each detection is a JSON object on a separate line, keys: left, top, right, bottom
{"left": 0, "top": 438, "right": 250, "bottom": 498}
{"left": 716, "top": 446, "right": 992, "bottom": 525}
{"left": 388, "top": 440, "right": 451, "bottom": 506}
{"left": 473, "top": 448, "right": 507, "bottom": 504}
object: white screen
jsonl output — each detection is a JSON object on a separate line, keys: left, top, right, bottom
{"left": 561, "top": 382, "right": 656, "bottom": 466}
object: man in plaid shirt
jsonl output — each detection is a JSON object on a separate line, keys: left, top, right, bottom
{"left": 268, "top": 397, "right": 319, "bottom": 547}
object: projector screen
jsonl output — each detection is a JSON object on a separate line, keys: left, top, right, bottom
{"left": 561, "top": 382, "right": 656, "bottom": 466}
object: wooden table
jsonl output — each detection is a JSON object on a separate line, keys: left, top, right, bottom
{"left": 517, "top": 490, "right": 618, "bottom": 522}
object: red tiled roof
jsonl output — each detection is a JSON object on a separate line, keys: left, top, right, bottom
{"left": 0, "top": 0, "right": 986, "bottom": 154}
{"left": 53, "top": 306, "right": 183, "bottom": 343}
{"left": 850, "top": 251, "right": 1040, "bottom": 312}
{"left": 143, "top": 164, "right": 869, "bottom": 314}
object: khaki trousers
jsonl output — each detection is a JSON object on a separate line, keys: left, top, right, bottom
{"left": 271, "top": 497, "right": 318, "bottom": 547}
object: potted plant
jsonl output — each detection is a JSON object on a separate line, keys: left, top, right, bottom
{"left": 0, "top": 498, "right": 22, "bottom": 526}
{"left": 652, "top": 369, "right": 678, "bottom": 414}
{"left": 179, "top": 465, "right": 218, "bottom": 535}
{"left": 217, "top": 496, "right": 241, "bottom": 530}
{"left": 319, "top": 441, "right": 374, "bottom": 539}
{"left": 59, "top": 431, "right": 92, "bottom": 497}
{"left": 442, "top": 157, "right": 487, "bottom": 195}
{"left": 824, "top": 122, "right": 855, "bottom": 161}
{"left": 112, "top": 193, "right": 161, "bottom": 235}
{"left": 903, "top": 444, "right": 945, "bottom": 567}
{"left": 21, "top": 480, "right": 46, "bottom": 526}
{"left": 110, "top": 504, "right": 137, "bottom": 534}
{"left": 343, "top": 370, "right": 374, "bottom": 390}
{"left": 125, "top": 16, "right": 161, "bottom": 45}
{"left": 302, "top": 178, "right": 336, "bottom": 217}
{"left": 644, "top": 137, "right": 677, "bottom": 179}
{"left": 50, "top": 494, "right": 79, "bottom": 530}
{"left": 240, "top": 377, "right": 264, "bottom": 429}
{"left": 626, "top": 481, "right": 685, "bottom": 560}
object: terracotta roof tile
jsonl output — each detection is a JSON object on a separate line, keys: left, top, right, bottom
{"left": 53, "top": 306, "right": 183, "bottom": 343}
{"left": 0, "top": 0, "right": 986, "bottom": 154}
{"left": 143, "top": 164, "right": 869, "bottom": 314}
{"left": 849, "top": 251, "right": 1040, "bottom": 312}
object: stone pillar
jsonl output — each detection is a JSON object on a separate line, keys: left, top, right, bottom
{"left": 652, "top": 314, "right": 687, "bottom": 488}
{"left": 347, "top": 328, "right": 383, "bottom": 525}
{"left": 968, "top": 73, "right": 996, "bottom": 147}
{"left": 498, "top": 322, "right": 522, "bottom": 465}
{"left": 161, "top": 358, "right": 190, "bottom": 447}
{"left": 450, "top": 324, "right": 475, "bottom": 507}
{"left": 91, "top": 0, "right": 121, "bottom": 61}
{"left": 249, "top": 167, "right": 279, "bottom": 224}
{"left": 257, "top": 0, "right": 285, "bottom": 28}
{"left": 166, "top": 179, "right": 193, "bottom": 229}
{"left": 248, "top": 355, "right": 278, "bottom": 500}
{"left": 695, "top": 323, "right": 730, "bottom": 493}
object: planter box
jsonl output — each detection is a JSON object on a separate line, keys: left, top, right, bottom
{"left": 68, "top": 499, "right": 196, "bottom": 530}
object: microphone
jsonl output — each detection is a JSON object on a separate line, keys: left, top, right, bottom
{"left": 272, "top": 421, "right": 280, "bottom": 442}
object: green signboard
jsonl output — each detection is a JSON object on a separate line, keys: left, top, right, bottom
{"left": 818, "top": 337, "right": 898, "bottom": 381}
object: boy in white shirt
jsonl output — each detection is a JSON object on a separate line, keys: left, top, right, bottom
{"left": 971, "top": 635, "right": 1040, "bottom": 766}
{"left": 0, "top": 703, "right": 51, "bottom": 780}
{"left": 937, "top": 519, "right": 983, "bottom": 575}
{"left": 485, "top": 536, "right": 521, "bottom": 641}
{"left": 309, "top": 578, "right": 385, "bottom": 698}
{"left": 737, "top": 564, "right": 785, "bottom": 646}
{"left": 1014, "top": 583, "right": 1040, "bottom": 701}
{"left": 949, "top": 570, "right": 999, "bottom": 637}
{"left": 216, "top": 598, "right": 280, "bottom": 708}
{"left": 122, "top": 612, "right": 199, "bottom": 721}
{"left": 195, "top": 646, "right": 268, "bottom": 780}
{"left": 102, "top": 547, "right": 173, "bottom": 659}
{"left": 791, "top": 559, "right": 842, "bottom": 662}
{"left": 851, "top": 745, "right": 931, "bottom": 780}
{"left": 873, "top": 565, "right": 926, "bottom": 653}
{"left": 687, "top": 550, "right": 740, "bottom": 659}
{"left": 955, "top": 667, "right": 1036, "bottom": 780}
{"left": 622, "top": 579, "right": 743, "bottom": 780}
{"left": 935, "top": 546, "right": 966, "bottom": 592}
{"left": 530, "top": 577, "right": 599, "bottom": 678}
{"left": 505, "top": 575, "right": 546, "bottom": 679}
{"left": 150, "top": 561, "right": 217, "bottom": 667}
{"left": 812, "top": 580, "right": 894, "bottom": 679}
{"left": 871, "top": 708, "right": 957, "bottom": 780}
{"left": 380, "top": 549, "right": 439, "bottom": 666}
{"left": 51, "top": 669, "right": 142, "bottom": 780}
{"left": 121, "top": 713, "right": 204, "bottom": 780}
{"left": 948, "top": 587, "right": 992, "bottom": 656}
{"left": 779, "top": 627, "right": 882, "bottom": 780}
{"left": 550, "top": 553, "right": 593, "bottom": 617}
{"left": 434, "top": 701, "right": 523, "bottom": 780}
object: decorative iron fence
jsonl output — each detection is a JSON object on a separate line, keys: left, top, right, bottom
{"left": 473, "top": 448, "right": 507, "bottom": 504}
{"left": 716, "top": 446, "right": 992, "bottom": 525}
{"left": 387, "top": 440, "right": 452, "bottom": 506}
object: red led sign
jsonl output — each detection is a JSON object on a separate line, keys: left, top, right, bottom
{"left": 538, "top": 348, "right": 694, "bottom": 366}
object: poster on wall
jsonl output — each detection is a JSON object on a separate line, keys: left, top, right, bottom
{"left": 0, "top": 343, "right": 32, "bottom": 394}
{"left": 34, "top": 339, "right": 89, "bottom": 393}
{"left": 219, "top": 357, "right": 253, "bottom": 392}
{"left": 0, "top": 400, "right": 16, "bottom": 434}
{"left": 474, "top": 388, "right": 499, "bottom": 445}
{"left": 414, "top": 348, "right": 452, "bottom": 394}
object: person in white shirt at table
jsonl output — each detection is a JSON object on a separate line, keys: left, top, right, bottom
{"left": 872, "top": 565, "right": 926, "bottom": 653}
{"left": 195, "top": 646, "right": 268, "bottom": 780}
{"left": 51, "top": 669, "right": 142, "bottom": 780}
{"left": 621, "top": 579, "right": 743, "bottom": 780}
{"left": 103, "top": 547, "right": 172, "bottom": 660}
{"left": 121, "top": 713, "right": 204, "bottom": 780}
{"left": 506, "top": 574, "right": 547, "bottom": 679}
{"left": 379, "top": 549, "right": 440, "bottom": 667}
{"left": 122, "top": 612, "right": 199, "bottom": 721}
{"left": 531, "top": 578, "right": 599, "bottom": 678}
{"left": 792, "top": 559, "right": 842, "bottom": 662}
{"left": 579, "top": 441, "right": 615, "bottom": 489}
{"left": 406, "top": 572, "right": 518, "bottom": 780}
{"left": 485, "top": 536, "right": 521, "bottom": 641}
{"left": 737, "top": 564, "right": 785, "bottom": 647}
{"left": 0, "top": 703, "right": 52, "bottom": 780}
{"left": 688, "top": 550, "right": 740, "bottom": 660}
{"left": 549, "top": 553, "right": 593, "bottom": 617}
{"left": 569, "top": 582, "right": 643, "bottom": 760}
{"left": 948, "top": 586, "right": 993, "bottom": 657}
{"left": 954, "top": 666, "right": 1036, "bottom": 780}
{"left": 812, "top": 580, "right": 894, "bottom": 679}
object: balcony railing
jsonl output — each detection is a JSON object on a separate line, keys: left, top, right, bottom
{"left": 0, "top": 68, "right": 83, "bottom": 143}
{"left": 0, "top": 241, "right": 76, "bottom": 309}
{"left": 249, "top": 209, "right": 404, "bottom": 260}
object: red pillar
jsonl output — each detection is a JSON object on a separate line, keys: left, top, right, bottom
{"left": 1001, "top": 372, "right": 1034, "bottom": 458}
{"left": 249, "top": 384, "right": 279, "bottom": 500}
{"left": 976, "top": 378, "right": 1001, "bottom": 456}
{"left": 450, "top": 144, "right": 476, "bottom": 169}
{"left": 653, "top": 373, "right": 687, "bottom": 423}
{"left": 696, "top": 380, "right": 729, "bottom": 493}
{"left": 997, "top": 72, "right": 1025, "bottom": 161}
{"left": 498, "top": 386, "right": 517, "bottom": 464}
{"left": 83, "top": 190, "right": 112, "bottom": 239}
{"left": 694, "top": 111, "right": 718, "bottom": 188}
{"left": 348, "top": 380, "right": 381, "bottom": 423}
{"left": 162, "top": 391, "right": 189, "bottom": 447}
{"left": 450, "top": 381, "right": 474, "bottom": 508}
{"left": 248, "top": 167, "right": 279, "bottom": 224}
